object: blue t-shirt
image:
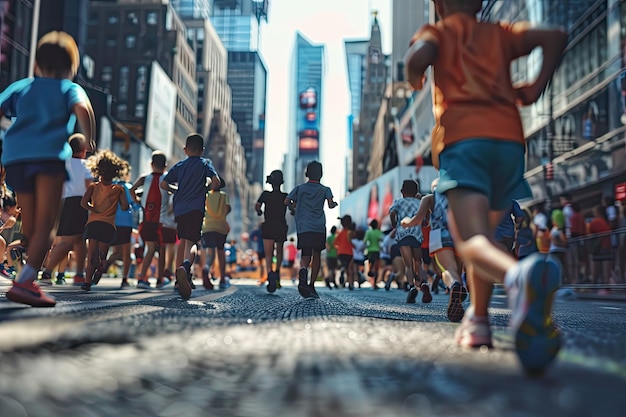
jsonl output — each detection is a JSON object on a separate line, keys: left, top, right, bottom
{"left": 114, "top": 181, "right": 138, "bottom": 228}
{"left": 389, "top": 197, "right": 422, "bottom": 242}
{"left": 162, "top": 156, "right": 218, "bottom": 217}
{"left": 286, "top": 181, "right": 333, "bottom": 234}
{"left": 0, "top": 77, "right": 89, "bottom": 165}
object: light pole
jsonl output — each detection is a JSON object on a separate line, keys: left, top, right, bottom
{"left": 28, "top": 0, "right": 40, "bottom": 77}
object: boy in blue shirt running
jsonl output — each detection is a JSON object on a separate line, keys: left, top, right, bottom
{"left": 1, "top": 31, "right": 95, "bottom": 307}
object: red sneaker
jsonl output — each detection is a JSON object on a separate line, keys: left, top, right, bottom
{"left": 73, "top": 274, "right": 85, "bottom": 286}
{"left": 6, "top": 280, "right": 56, "bottom": 307}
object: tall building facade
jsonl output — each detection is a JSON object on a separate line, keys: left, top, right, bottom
{"left": 87, "top": 0, "right": 197, "bottom": 168}
{"left": 286, "top": 32, "right": 324, "bottom": 194}
{"left": 484, "top": 0, "right": 626, "bottom": 210}
{"left": 351, "top": 15, "right": 387, "bottom": 191}
{"left": 210, "top": 0, "right": 268, "bottom": 186}
{"left": 0, "top": 0, "right": 38, "bottom": 90}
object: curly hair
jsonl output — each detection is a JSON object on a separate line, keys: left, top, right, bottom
{"left": 86, "top": 150, "right": 129, "bottom": 181}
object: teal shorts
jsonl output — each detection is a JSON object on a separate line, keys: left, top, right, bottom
{"left": 436, "top": 139, "right": 531, "bottom": 211}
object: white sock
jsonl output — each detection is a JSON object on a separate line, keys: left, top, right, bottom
{"left": 16, "top": 264, "right": 38, "bottom": 284}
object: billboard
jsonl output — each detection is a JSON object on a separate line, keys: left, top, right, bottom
{"left": 145, "top": 61, "right": 177, "bottom": 158}
{"left": 298, "top": 128, "right": 319, "bottom": 152}
{"left": 299, "top": 87, "right": 317, "bottom": 109}
{"left": 338, "top": 165, "right": 438, "bottom": 232}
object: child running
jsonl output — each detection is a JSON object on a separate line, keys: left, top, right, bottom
{"left": 80, "top": 151, "right": 129, "bottom": 291}
{"left": 160, "top": 133, "right": 221, "bottom": 300}
{"left": 255, "top": 169, "right": 288, "bottom": 293}
{"left": 1, "top": 31, "right": 95, "bottom": 307}
{"left": 285, "top": 161, "right": 337, "bottom": 299}
{"left": 404, "top": 0, "right": 567, "bottom": 375}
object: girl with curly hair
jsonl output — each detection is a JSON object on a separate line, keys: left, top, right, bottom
{"left": 80, "top": 150, "right": 129, "bottom": 291}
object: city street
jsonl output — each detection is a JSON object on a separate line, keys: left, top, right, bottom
{"left": 1, "top": 277, "right": 625, "bottom": 417}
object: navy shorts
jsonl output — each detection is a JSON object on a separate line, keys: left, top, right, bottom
{"left": 397, "top": 236, "right": 421, "bottom": 248}
{"left": 57, "top": 196, "right": 88, "bottom": 236}
{"left": 297, "top": 232, "right": 325, "bottom": 256}
{"left": 112, "top": 226, "right": 132, "bottom": 246}
{"left": 5, "top": 160, "right": 67, "bottom": 193}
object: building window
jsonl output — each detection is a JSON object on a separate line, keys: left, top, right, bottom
{"left": 117, "top": 104, "right": 127, "bottom": 118}
{"left": 135, "top": 103, "right": 145, "bottom": 118}
{"left": 125, "top": 35, "right": 136, "bottom": 49}
{"left": 136, "top": 66, "right": 147, "bottom": 101}
{"left": 101, "top": 66, "right": 113, "bottom": 82}
{"left": 146, "top": 12, "right": 158, "bottom": 26}
{"left": 107, "top": 14, "right": 118, "bottom": 25}
{"left": 127, "top": 12, "right": 139, "bottom": 25}
{"left": 105, "top": 38, "right": 117, "bottom": 48}
{"left": 119, "top": 66, "right": 129, "bottom": 101}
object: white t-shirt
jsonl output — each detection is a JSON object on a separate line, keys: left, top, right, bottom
{"left": 63, "top": 157, "right": 92, "bottom": 198}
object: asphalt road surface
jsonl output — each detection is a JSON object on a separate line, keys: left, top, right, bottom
{"left": 1, "top": 277, "right": 625, "bottom": 417}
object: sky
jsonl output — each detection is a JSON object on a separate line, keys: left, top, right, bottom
{"left": 259, "top": 0, "right": 392, "bottom": 199}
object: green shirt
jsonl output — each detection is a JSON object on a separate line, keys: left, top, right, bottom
{"left": 364, "top": 228, "right": 383, "bottom": 253}
{"left": 326, "top": 234, "right": 338, "bottom": 258}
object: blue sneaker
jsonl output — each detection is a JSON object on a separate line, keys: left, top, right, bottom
{"left": 136, "top": 280, "right": 151, "bottom": 290}
{"left": 506, "top": 253, "right": 561, "bottom": 376}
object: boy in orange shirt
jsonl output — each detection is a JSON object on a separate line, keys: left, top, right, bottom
{"left": 404, "top": 0, "right": 567, "bottom": 376}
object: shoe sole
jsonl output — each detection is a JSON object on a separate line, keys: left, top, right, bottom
{"left": 421, "top": 285, "right": 432, "bottom": 303}
{"left": 447, "top": 283, "right": 465, "bottom": 323}
{"left": 406, "top": 288, "right": 418, "bottom": 304}
{"left": 176, "top": 267, "right": 192, "bottom": 300}
{"left": 513, "top": 258, "right": 561, "bottom": 377}
{"left": 6, "top": 287, "right": 56, "bottom": 307}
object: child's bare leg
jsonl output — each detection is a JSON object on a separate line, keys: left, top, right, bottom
{"left": 310, "top": 251, "right": 321, "bottom": 286}
{"left": 399, "top": 246, "right": 416, "bottom": 287}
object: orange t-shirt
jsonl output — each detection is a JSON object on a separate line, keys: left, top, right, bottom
{"left": 410, "top": 14, "right": 530, "bottom": 168}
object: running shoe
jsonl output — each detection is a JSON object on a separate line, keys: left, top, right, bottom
{"left": 157, "top": 277, "right": 172, "bottom": 289}
{"left": 420, "top": 282, "right": 432, "bottom": 303}
{"left": 297, "top": 268, "right": 311, "bottom": 298}
{"left": 120, "top": 280, "right": 131, "bottom": 289}
{"left": 73, "top": 274, "right": 85, "bottom": 286}
{"left": 447, "top": 281, "right": 465, "bottom": 323}
{"left": 406, "top": 285, "right": 418, "bottom": 304}
{"left": 454, "top": 308, "right": 493, "bottom": 348}
{"left": 136, "top": 280, "right": 151, "bottom": 290}
{"left": 506, "top": 253, "right": 561, "bottom": 376}
{"left": 176, "top": 266, "right": 192, "bottom": 300}
{"left": 55, "top": 273, "right": 66, "bottom": 285}
{"left": 308, "top": 284, "right": 320, "bottom": 299}
{"left": 267, "top": 271, "right": 278, "bottom": 293}
{"left": 80, "top": 283, "right": 92, "bottom": 292}
{"left": 0, "top": 264, "right": 12, "bottom": 279}
{"left": 39, "top": 271, "right": 53, "bottom": 286}
{"left": 91, "top": 268, "right": 104, "bottom": 286}
{"left": 6, "top": 280, "right": 57, "bottom": 307}
{"left": 219, "top": 279, "right": 230, "bottom": 289}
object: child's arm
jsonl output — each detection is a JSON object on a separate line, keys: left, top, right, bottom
{"left": 208, "top": 175, "right": 221, "bottom": 191}
{"left": 404, "top": 34, "right": 438, "bottom": 90}
{"left": 0, "top": 215, "right": 16, "bottom": 231}
{"left": 73, "top": 102, "right": 96, "bottom": 153}
{"left": 401, "top": 194, "right": 432, "bottom": 228}
{"left": 81, "top": 183, "right": 97, "bottom": 213}
{"left": 160, "top": 179, "right": 177, "bottom": 194}
{"left": 327, "top": 197, "right": 338, "bottom": 209}
{"left": 129, "top": 175, "right": 145, "bottom": 203}
{"left": 514, "top": 26, "right": 567, "bottom": 105}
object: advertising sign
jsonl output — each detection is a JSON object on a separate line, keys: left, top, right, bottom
{"left": 145, "top": 61, "right": 176, "bottom": 158}
{"left": 298, "top": 129, "right": 319, "bottom": 152}
{"left": 299, "top": 87, "right": 317, "bottom": 109}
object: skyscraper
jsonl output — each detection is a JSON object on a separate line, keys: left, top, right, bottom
{"left": 286, "top": 32, "right": 324, "bottom": 193}
{"left": 210, "top": 0, "right": 269, "bottom": 185}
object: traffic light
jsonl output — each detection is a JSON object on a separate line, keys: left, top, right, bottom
{"left": 544, "top": 162, "right": 554, "bottom": 181}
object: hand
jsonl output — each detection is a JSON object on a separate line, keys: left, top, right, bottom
{"left": 256, "top": 209, "right": 263, "bottom": 216}
{"left": 400, "top": 217, "right": 413, "bottom": 228}
{"left": 329, "top": 201, "right": 338, "bottom": 209}
{"left": 514, "top": 83, "right": 541, "bottom": 106}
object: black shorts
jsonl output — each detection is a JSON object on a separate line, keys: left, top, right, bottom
{"left": 175, "top": 210, "right": 203, "bottom": 243}
{"left": 338, "top": 254, "right": 353, "bottom": 267}
{"left": 139, "top": 221, "right": 162, "bottom": 243}
{"left": 112, "top": 226, "right": 132, "bottom": 246}
{"left": 326, "top": 257, "right": 338, "bottom": 270}
{"left": 201, "top": 231, "right": 227, "bottom": 249}
{"left": 367, "top": 251, "right": 380, "bottom": 264}
{"left": 261, "top": 221, "right": 288, "bottom": 242}
{"left": 84, "top": 221, "right": 116, "bottom": 244}
{"left": 5, "top": 160, "right": 67, "bottom": 193}
{"left": 297, "top": 232, "right": 325, "bottom": 256}
{"left": 57, "top": 196, "right": 88, "bottom": 236}
{"left": 162, "top": 227, "right": 177, "bottom": 244}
